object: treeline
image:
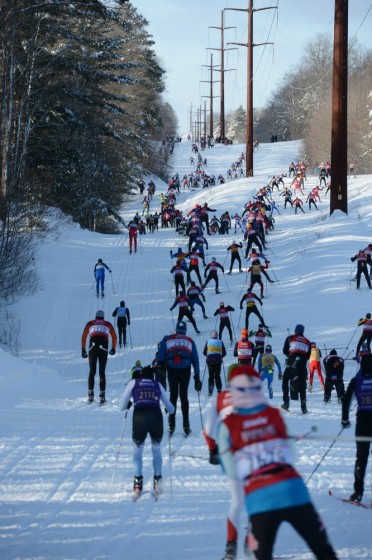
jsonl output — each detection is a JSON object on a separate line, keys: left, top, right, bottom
{"left": 0, "top": 0, "right": 177, "bottom": 304}
{"left": 225, "top": 33, "right": 372, "bottom": 173}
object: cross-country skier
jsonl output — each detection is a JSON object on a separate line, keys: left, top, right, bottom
{"left": 119, "top": 365, "right": 175, "bottom": 497}
{"left": 257, "top": 344, "right": 282, "bottom": 399}
{"left": 203, "top": 257, "right": 225, "bottom": 294}
{"left": 239, "top": 290, "right": 265, "bottom": 331}
{"left": 282, "top": 324, "right": 311, "bottom": 413}
{"left": 214, "top": 301, "right": 235, "bottom": 344}
{"left": 355, "top": 313, "right": 372, "bottom": 354}
{"left": 350, "top": 249, "right": 372, "bottom": 290}
{"left": 112, "top": 300, "right": 130, "bottom": 348}
{"left": 217, "top": 364, "right": 338, "bottom": 560}
{"left": 157, "top": 321, "right": 201, "bottom": 436}
{"left": 203, "top": 330, "right": 226, "bottom": 396}
{"left": 308, "top": 342, "right": 324, "bottom": 392}
{"left": 233, "top": 328, "right": 254, "bottom": 365}
{"left": 94, "top": 258, "right": 111, "bottom": 298}
{"left": 342, "top": 352, "right": 372, "bottom": 503}
{"left": 226, "top": 241, "right": 243, "bottom": 274}
{"left": 323, "top": 349, "right": 345, "bottom": 403}
{"left": 187, "top": 281, "right": 207, "bottom": 319}
{"left": 81, "top": 310, "right": 117, "bottom": 404}
{"left": 170, "top": 291, "right": 200, "bottom": 334}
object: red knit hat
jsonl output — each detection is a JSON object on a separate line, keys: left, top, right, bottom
{"left": 227, "top": 363, "right": 260, "bottom": 382}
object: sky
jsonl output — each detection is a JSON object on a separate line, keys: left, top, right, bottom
{"left": 2, "top": 139, "right": 372, "bottom": 559}
{"left": 131, "top": 0, "right": 372, "bottom": 134}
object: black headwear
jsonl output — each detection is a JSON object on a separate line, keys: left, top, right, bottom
{"left": 360, "top": 353, "right": 372, "bottom": 378}
{"left": 141, "top": 366, "right": 155, "bottom": 380}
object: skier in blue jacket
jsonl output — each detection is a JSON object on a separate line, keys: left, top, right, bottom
{"left": 94, "top": 258, "right": 111, "bottom": 298}
{"left": 157, "top": 321, "right": 201, "bottom": 436}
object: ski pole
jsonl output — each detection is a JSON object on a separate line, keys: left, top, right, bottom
{"left": 128, "top": 325, "right": 133, "bottom": 349}
{"left": 343, "top": 325, "right": 359, "bottom": 357}
{"left": 91, "top": 279, "right": 96, "bottom": 290}
{"left": 111, "top": 409, "right": 129, "bottom": 487}
{"left": 168, "top": 428, "right": 173, "bottom": 497}
{"left": 110, "top": 272, "right": 116, "bottom": 296}
{"left": 170, "top": 310, "right": 175, "bottom": 330}
{"left": 201, "top": 363, "right": 207, "bottom": 387}
{"left": 292, "top": 425, "right": 317, "bottom": 442}
{"left": 197, "top": 390, "right": 204, "bottom": 430}
{"left": 229, "top": 312, "right": 236, "bottom": 342}
{"left": 222, "top": 362, "right": 227, "bottom": 387}
{"left": 237, "top": 308, "right": 242, "bottom": 328}
{"left": 269, "top": 263, "right": 280, "bottom": 282}
{"left": 223, "top": 272, "right": 230, "bottom": 292}
{"left": 305, "top": 426, "right": 345, "bottom": 485}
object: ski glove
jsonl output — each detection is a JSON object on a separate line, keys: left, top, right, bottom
{"left": 109, "top": 269, "right": 112, "bottom": 273}
{"left": 278, "top": 373, "right": 283, "bottom": 380}
{"left": 209, "top": 446, "right": 219, "bottom": 466}
{"left": 82, "top": 349, "right": 88, "bottom": 359}
{"left": 194, "top": 376, "right": 202, "bottom": 392}
{"left": 109, "top": 348, "right": 116, "bottom": 356}
{"left": 342, "top": 419, "right": 351, "bottom": 429}
{"left": 127, "top": 401, "right": 133, "bottom": 410}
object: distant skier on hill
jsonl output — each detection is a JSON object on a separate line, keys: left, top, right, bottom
{"left": 112, "top": 300, "right": 130, "bottom": 348}
{"left": 214, "top": 302, "right": 235, "bottom": 345}
{"left": 203, "top": 330, "right": 226, "bottom": 396}
{"left": 226, "top": 241, "right": 243, "bottom": 274}
{"left": 170, "top": 291, "right": 200, "bottom": 334}
{"left": 93, "top": 258, "right": 112, "bottom": 298}
{"left": 355, "top": 313, "right": 372, "bottom": 355}
{"left": 203, "top": 257, "right": 225, "bottom": 294}
{"left": 351, "top": 249, "right": 372, "bottom": 290}
{"left": 282, "top": 324, "right": 311, "bottom": 414}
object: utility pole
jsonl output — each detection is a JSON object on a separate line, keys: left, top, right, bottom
{"left": 209, "top": 10, "right": 237, "bottom": 141}
{"left": 189, "top": 104, "right": 193, "bottom": 142}
{"left": 330, "top": 0, "right": 348, "bottom": 215}
{"left": 227, "top": 1, "right": 276, "bottom": 177}
{"left": 201, "top": 53, "right": 219, "bottom": 139}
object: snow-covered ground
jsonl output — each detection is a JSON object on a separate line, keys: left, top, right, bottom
{"left": 1, "top": 139, "right": 372, "bottom": 560}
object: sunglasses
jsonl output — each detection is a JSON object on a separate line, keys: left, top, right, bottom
{"left": 230, "top": 385, "right": 261, "bottom": 393}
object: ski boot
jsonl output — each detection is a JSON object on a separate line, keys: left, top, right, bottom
{"left": 301, "top": 400, "right": 308, "bottom": 414}
{"left": 88, "top": 390, "right": 94, "bottom": 404}
{"left": 221, "top": 540, "right": 237, "bottom": 560}
{"left": 153, "top": 475, "right": 163, "bottom": 496}
{"left": 133, "top": 475, "right": 143, "bottom": 495}
{"left": 349, "top": 491, "right": 362, "bottom": 502}
{"left": 281, "top": 401, "right": 289, "bottom": 411}
{"left": 99, "top": 391, "right": 106, "bottom": 405}
{"left": 168, "top": 416, "right": 175, "bottom": 435}
{"left": 183, "top": 424, "right": 191, "bottom": 436}
{"left": 208, "top": 384, "right": 214, "bottom": 397}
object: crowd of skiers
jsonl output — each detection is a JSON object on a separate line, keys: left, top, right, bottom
{"left": 80, "top": 144, "right": 371, "bottom": 560}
